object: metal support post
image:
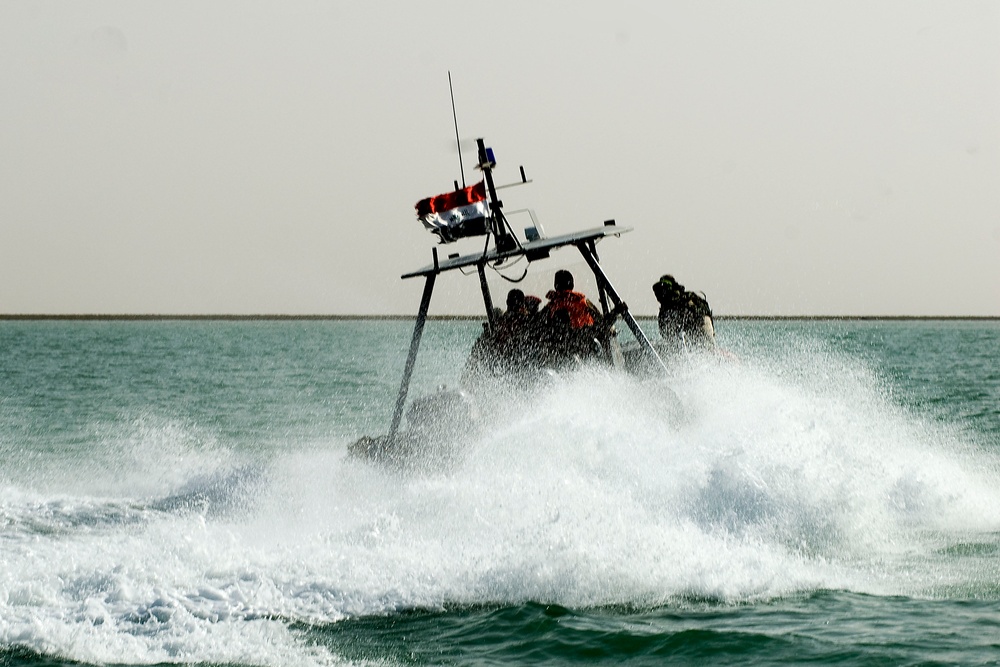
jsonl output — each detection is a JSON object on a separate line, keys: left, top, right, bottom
{"left": 477, "top": 261, "right": 496, "bottom": 331}
{"left": 576, "top": 241, "right": 669, "bottom": 374}
{"left": 587, "top": 239, "right": 611, "bottom": 318}
{"left": 389, "top": 273, "right": 436, "bottom": 438}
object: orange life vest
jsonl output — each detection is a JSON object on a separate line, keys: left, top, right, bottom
{"left": 545, "top": 290, "right": 595, "bottom": 329}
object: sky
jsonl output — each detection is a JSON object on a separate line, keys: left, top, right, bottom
{"left": 1, "top": 1, "right": 998, "bottom": 316}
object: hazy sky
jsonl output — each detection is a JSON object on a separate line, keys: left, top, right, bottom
{"left": 2, "top": 1, "right": 998, "bottom": 316}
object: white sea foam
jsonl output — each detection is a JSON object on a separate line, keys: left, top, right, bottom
{"left": 2, "top": 341, "right": 999, "bottom": 664}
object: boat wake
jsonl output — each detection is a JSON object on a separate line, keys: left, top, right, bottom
{"left": 2, "top": 340, "right": 999, "bottom": 665}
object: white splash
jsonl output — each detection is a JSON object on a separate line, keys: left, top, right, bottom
{"left": 2, "top": 339, "right": 998, "bottom": 665}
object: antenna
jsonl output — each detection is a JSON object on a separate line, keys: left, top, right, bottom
{"left": 448, "top": 71, "right": 466, "bottom": 189}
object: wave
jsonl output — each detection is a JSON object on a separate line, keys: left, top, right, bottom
{"left": 2, "top": 338, "right": 999, "bottom": 665}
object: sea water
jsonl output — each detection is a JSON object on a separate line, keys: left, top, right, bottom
{"left": 1, "top": 319, "right": 998, "bottom": 666}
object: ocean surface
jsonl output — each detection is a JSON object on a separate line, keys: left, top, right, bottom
{"left": 1, "top": 318, "right": 999, "bottom": 666}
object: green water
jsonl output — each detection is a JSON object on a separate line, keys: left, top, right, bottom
{"left": 1, "top": 319, "right": 998, "bottom": 665}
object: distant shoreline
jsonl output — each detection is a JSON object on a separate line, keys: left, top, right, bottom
{"left": 1, "top": 314, "right": 998, "bottom": 322}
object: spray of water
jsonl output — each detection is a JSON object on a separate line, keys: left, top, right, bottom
{"left": 2, "top": 338, "right": 998, "bottom": 665}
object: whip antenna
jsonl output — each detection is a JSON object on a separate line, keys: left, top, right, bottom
{"left": 448, "top": 71, "right": 466, "bottom": 188}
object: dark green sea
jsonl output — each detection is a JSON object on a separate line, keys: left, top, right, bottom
{"left": 2, "top": 319, "right": 999, "bottom": 666}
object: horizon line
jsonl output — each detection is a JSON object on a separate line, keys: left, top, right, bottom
{"left": 1, "top": 314, "right": 998, "bottom": 322}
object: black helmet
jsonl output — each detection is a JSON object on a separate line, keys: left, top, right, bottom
{"left": 653, "top": 274, "right": 683, "bottom": 301}
{"left": 506, "top": 288, "right": 525, "bottom": 310}
{"left": 554, "top": 270, "right": 574, "bottom": 291}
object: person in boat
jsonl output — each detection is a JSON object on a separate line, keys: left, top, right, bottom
{"left": 652, "top": 274, "right": 715, "bottom": 349}
{"left": 496, "top": 289, "right": 541, "bottom": 336}
{"left": 462, "top": 288, "right": 543, "bottom": 389}
{"left": 542, "top": 270, "right": 602, "bottom": 327}
{"left": 540, "top": 270, "right": 604, "bottom": 363}
{"left": 493, "top": 288, "right": 543, "bottom": 364}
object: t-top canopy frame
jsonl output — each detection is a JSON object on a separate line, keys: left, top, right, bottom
{"left": 388, "top": 221, "right": 667, "bottom": 438}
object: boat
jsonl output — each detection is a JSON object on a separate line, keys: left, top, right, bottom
{"left": 349, "top": 138, "right": 680, "bottom": 468}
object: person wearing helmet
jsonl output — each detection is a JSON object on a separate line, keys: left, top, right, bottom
{"left": 541, "top": 270, "right": 604, "bottom": 364}
{"left": 652, "top": 274, "right": 715, "bottom": 349}
{"left": 542, "top": 270, "right": 602, "bottom": 329}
